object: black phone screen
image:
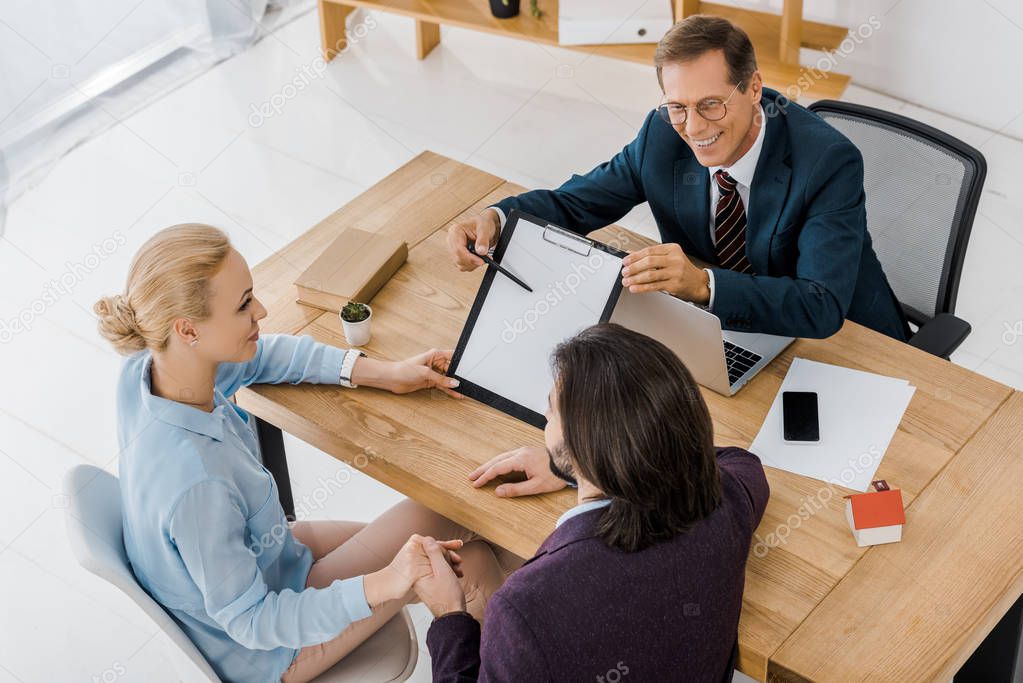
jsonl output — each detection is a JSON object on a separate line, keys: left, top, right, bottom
{"left": 782, "top": 391, "right": 820, "bottom": 442}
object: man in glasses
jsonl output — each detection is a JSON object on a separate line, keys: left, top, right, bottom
{"left": 446, "top": 15, "right": 909, "bottom": 341}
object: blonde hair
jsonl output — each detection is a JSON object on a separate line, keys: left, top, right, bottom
{"left": 94, "top": 224, "right": 232, "bottom": 355}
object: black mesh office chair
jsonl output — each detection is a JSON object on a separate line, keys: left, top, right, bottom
{"left": 808, "top": 100, "right": 987, "bottom": 359}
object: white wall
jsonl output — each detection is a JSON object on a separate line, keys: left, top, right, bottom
{"left": 725, "top": 0, "right": 1023, "bottom": 139}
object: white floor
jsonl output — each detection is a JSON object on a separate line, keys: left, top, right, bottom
{"left": 0, "top": 7, "right": 1020, "bottom": 683}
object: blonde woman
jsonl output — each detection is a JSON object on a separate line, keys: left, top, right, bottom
{"left": 95, "top": 224, "right": 512, "bottom": 683}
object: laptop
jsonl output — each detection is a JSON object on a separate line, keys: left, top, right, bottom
{"left": 610, "top": 287, "right": 794, "bottom": 395}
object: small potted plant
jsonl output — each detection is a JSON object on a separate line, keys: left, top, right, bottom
{"left": 489, "top": 0, "right": 541, "bottom": 19}
{"left": 340, "top": 301, "right": 372, "bottom": 346}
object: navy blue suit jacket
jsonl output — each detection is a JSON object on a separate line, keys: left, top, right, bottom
{"left": 494, "top": 89, "right": 908, "bottom": 340}
{"left": 426, "top": 448, "right": 770, "bottom": 683}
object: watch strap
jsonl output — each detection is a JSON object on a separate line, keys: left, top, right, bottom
{"left": 339, "top": 349, "right": 365, "bottom": 388}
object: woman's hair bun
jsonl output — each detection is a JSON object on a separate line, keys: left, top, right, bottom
{"left": 94, "top": 294, "right": 146, "bottom": 355}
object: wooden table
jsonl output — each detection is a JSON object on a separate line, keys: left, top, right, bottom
{"left": 237, "top": 152, "right": 1023, "bottom": 682}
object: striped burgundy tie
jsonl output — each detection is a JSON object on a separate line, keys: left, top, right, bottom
{"left": 713, "top": 170, "right": 754, "bottom": 274}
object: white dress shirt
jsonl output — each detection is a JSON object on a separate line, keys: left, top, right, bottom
{"left": 704, "top": 105, "right": 766, "bottom": 308}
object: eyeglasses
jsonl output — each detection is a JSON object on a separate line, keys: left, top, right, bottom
{"left": 656, "top": 81, "right": 744, "bottom": 127}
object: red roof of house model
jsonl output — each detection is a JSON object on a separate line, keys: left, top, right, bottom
{"left": 848, "top": 489, "right": 906, "bottom": 529}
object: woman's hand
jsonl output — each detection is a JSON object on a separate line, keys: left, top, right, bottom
{"left": 469, "top": 446, "right": 568, "bottom": 497}
{"left": 414, "top": 538, "right": 468, "bottom": 617}
{"left": 363, "top": 535, "right": 464, "bottom": 608}
{"left": 350, "top": 349, "right": 462, "bottom": 397}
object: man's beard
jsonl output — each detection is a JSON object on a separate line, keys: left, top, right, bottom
{"left": 547, "top": 443, "right": 577, "bottom": 486}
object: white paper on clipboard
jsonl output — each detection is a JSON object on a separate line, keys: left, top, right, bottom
{"left": 450, "top": 212, "right": 626, "bottom": 426}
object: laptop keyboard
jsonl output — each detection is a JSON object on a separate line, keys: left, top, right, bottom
{"left": 724, "top": 341, "right": 763, "bottom": 386}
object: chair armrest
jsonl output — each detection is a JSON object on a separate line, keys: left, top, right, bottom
{"left": 907, "top": 313, "right": 972, "bottom": 359}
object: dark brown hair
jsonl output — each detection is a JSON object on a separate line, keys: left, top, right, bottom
{"left": 654, "top": 15, "right": 758, "bottom": 92}
{"left": 552, "top": 323, "right": 721, "bottom": 552}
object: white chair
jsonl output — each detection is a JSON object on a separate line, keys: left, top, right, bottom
{"left": 62, "top": 465, "right": 418, "bottom": 683}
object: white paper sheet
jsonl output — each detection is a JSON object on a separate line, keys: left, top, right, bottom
{"left": 454, "top": 217, "right": 624, "bottom": 418}
{"left": 749, "top": 358, "right": 916, "bottom": 491}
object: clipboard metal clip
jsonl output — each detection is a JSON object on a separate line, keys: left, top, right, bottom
{"left": 542, "top": 224, "right": 591, "bottom": 257}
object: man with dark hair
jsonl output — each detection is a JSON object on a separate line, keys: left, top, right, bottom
{"left": 447, "top": 15, "right": 909, "bottom": 341}
{"left": 413, "top": 323, "right": 769, "bottom": 681}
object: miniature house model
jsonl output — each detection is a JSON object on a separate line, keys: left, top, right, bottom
{"left": 845, "top": 488, "right": 906, "bottom": 547}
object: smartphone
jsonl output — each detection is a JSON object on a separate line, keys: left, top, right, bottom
{"left": 782, "top": 391, "right": 820, "bottom": 443}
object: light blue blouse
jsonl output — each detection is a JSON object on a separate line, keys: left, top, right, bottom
{"left": 117, "top": 335, "right": 373, "bottom": 683}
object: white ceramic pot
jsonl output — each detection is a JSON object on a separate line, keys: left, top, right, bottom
{"left": 340, "top": 304, "right": 372, "bottom": 346}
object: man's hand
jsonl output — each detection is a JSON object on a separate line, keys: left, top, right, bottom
{"left": 364, "top": 535, "right": 464, "bottom": 608}
{"left": 447, "top": 208, "right": 502, "bottom": 271}
{"left": 621, "top": 243, "right": 711, "bottom": 305}
{"left": 469, "top": 446, "right": 567, "bottom": 497}
{"left": 414, "top": 538, "right": 468, "bottom": 617}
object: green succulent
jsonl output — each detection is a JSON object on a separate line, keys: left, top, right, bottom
{"left": 341, "top": 301, "right": 370, "bottom": 323}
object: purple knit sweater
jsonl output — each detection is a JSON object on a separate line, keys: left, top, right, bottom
{"left": 427, "top": 447, "right": 770, "bottom": 683}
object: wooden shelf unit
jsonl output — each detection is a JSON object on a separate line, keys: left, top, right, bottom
{"left": 318, "top": 0, "right": 851, "bottom": 99}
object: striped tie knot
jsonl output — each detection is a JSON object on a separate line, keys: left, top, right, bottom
{"left": 714, "top": 170, "right": 738, "bottom": 192}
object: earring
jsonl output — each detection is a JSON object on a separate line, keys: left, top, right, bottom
{"left": 190, "top": 338, "right": 199, "bottom": 347}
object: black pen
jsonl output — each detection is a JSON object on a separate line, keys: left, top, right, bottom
{"left": 468, "top": 243, "right": 533, "bottom": 293}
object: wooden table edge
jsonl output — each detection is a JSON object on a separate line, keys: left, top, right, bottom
{"left": 766, "top": 390, "right": 1023, "bottom": 682}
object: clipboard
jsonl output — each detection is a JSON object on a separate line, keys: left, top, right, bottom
{"left": 447, "top": 209, "right": 627, "bottom": 428}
